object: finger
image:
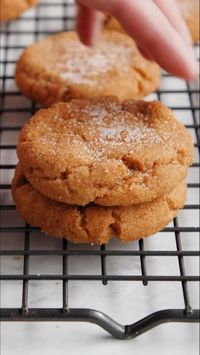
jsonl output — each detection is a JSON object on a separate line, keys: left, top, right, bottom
{"left": 76, "top": 0, "right": 112, "bottom": 13}
{"left": 110, "top": 0, "right": 197, "bottom": 79}
{"left": 154, "top": 0, "right": 192, "bottom": 44}
{"left": 76, "top": 3, "right": 105, "bottom": 46}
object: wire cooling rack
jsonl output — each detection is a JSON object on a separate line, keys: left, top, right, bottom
{"left": 0, "top": 0, "right": 200, "bottom": 340}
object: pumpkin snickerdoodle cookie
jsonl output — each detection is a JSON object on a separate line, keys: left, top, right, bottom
{"left": 17, "top": 97, "right": 194, "bottom": 207}
{"left": 15, "top": 30, "right": 161, "bottom": 105}
{"left": 0, "top": 0, "right": 38, "bottom": 22}
{"left": 105, "top": 0, "right": 199, "bottom": 43}
{"left": 12, "top": 165, "right": 187, "bottom": 244}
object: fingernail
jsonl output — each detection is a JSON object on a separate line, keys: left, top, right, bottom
{"left": 89, "top": 12, "right": 105, "bottom": 46}
{"left": 89, "top": 33, "right": 99, "bottom": 46}
{"left": 185, "top": 45, "right": 199, "bottom": 79}
{"left": 184, "top": 29, "right": 193, "bottom": 46}
{"left": 89, "top": 25, "right": 102, "bottom": 46}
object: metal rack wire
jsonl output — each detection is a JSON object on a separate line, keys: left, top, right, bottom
{"left": 0, "top": 0, "right": 200, "bottom": 339}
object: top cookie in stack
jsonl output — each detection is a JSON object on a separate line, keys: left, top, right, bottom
{"left": 17, "top": 97, "right": 194, "bottom": 207}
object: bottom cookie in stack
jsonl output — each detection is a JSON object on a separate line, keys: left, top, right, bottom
{"left": 12, "top": 164, "right": 186, "bottom": 244}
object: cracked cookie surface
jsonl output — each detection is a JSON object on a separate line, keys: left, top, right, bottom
{"left": 17, "top": 97, "right": 194, "bottom": 206}
{"left": 15, "top": 30, "right": 161, "bottom": 104}
{"left": 12, "top": 165, "right": 187, "bottom": 244}
{"left": 0, "top": 0, "right": 38, "bottom": 21}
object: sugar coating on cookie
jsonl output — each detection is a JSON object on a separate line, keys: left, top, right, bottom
{"left": 17, "top": 97, "right": 194, "bottom": 206}
{"left": 12, "top": 165, "right": 187, "bottom": 244}
{"left": 58, "top": 41, "right": 133, "bottom": 85}
{"left": 0, "top": 0, "right": 38, "bottom": 21}
{"left": 15, "top": 31, "right": 161, "bottom": 105}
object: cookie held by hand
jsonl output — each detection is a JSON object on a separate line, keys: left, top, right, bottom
{"left": 15, "top": 31, "right": 161, "bottom": 105}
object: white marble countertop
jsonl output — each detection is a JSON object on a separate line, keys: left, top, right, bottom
{"left": 0, "top": 1, "right": 199, "bottom": 354}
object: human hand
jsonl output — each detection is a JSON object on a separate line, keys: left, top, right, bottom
{"left": 76, "top": 0, "right": 198, "bottom": 79}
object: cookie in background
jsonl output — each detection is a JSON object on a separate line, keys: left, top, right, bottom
{"left": 0, "top": 0, "right": 39, "bottom": 21}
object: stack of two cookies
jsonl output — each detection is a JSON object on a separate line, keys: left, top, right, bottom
{"left": 13, "top": 97, "right": 194, "bottom": 244}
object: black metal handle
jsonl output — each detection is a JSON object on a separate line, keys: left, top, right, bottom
{"left": 1, "top": 308, "right": 199, "bottom": 339}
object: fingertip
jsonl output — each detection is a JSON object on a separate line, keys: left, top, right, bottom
{"left": 137, "top": 44, "right": 153, "bottom": 61}
{"left": 88, "top": 14, "right": 104, "bottom": 46}
{"left": 144, "top": 31, "right": 198, "bottom": 80}
{"left": 169, "top": 54, "right": 198, "bottom": 80}
{"left": 183, "top": 45, "right": 199, "bottom": 80}
{"left": 183, "top": 64, "right": 199, "bottom": 81}
{"left": 179, "top": 24, "right": 193, "bottom": 47}
{"left": 76, "top": 5, "right": 104, "bottom": 47}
